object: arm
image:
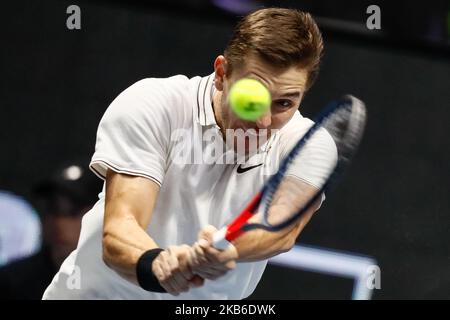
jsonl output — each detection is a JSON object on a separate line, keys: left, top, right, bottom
{"left": 94, "top": 79, "right": 202, "bottom": 294}
{"left": 192, "top": 125, "right": 337, "bottom": 274}
{"left": 102, "top": 170, "right": 203, "bottom": 294}
{"left": 102, "top": 169, "right": 161, "bottom": 283}
{"left": 233, "top": 124, "right": 339, "bottom": 260}
{"left": 190, "top": 178, "right": 321, "bottom": 279}
{"left": 234, "top": 177, "right": 321, "bottom": 262}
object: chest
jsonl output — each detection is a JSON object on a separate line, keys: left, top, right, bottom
{"left": 163, "top": 124, "right": 279, "bottom": 224}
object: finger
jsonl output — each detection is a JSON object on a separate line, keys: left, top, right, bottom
{"left": 193, "top": 242, "right": 209, "bottom": 265}
{"left": 152, "top": 260, "right": 165, "bottom": 282}
{"left": 191, "top": 244, "right": 232, "bottom": 272}
{"left": 186, "top": 245, "right": 202, "bottom": 277}
{"left": 224, "top": 260, "right": 237, "bottom": 270}
{"left": 194, "top": 267, "right": 228, "bottom": 280}
{"left": 155, "top": 251, "right": 171, "bottom": 281}
{"left": 195, "top": 263, "right": 231, "bottom": 274}
{"left": 183, "top": 248, "right": 205, "bottom": 287}
{"left": 178, "top": 262, "right": 195, "bottom": 282}
{"left": 160, "top": 280, "right": 179, "bottom": 296}
{"left": 176, "top": 246, "right": 195, "bottom": 281}
{"left": 198, "top": 225, "right": 217, "bottom": 243}
{"left": 201, "top": 242, "right": 238, "bottom": 264}
{"left": 158, "top": 253, "right": 181, "bottom": 295}
{"left": 188, "top": 275, "right": 205, "bottom": 288}
{"left": 187, "top": 246, "right": 198, "bottom": 267}
{"left": 172, "top": 271, "right": 190, "bottom": 293}
{"left": 193, "top": 260, "right": 232, "bottom": 276}
{"left": 166, "top": 248, "right": 190, "bottom": 293}
{"left": 170, "top": 271, "right": 190, "bottom": 293}
{"left": 154, "top": 259, "right": 178, "bottom": 295}
{"left": 198, "top": 241, "right": 227, "bottom": 264}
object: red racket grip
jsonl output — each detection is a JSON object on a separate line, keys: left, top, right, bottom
{"left": 212, "top": 192, "right": 262, "bottom": 250}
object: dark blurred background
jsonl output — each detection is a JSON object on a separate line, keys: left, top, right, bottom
{"left": 1, "top": 0, "right": 449, "bottom": 299}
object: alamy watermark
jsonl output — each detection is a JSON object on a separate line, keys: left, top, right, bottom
{"left": 170, "top": 127, "right": 280, "bottom": 175}
{"left": 66, "top": 5, "right": 81, "bottom": 30}
{"left": 366, "top": 5, "right": 381, "bottom": 30}
{"left": 66, "top": 265, "right": 81, "bottom": 290}
{"left": 366, "top": 264, "right": 381, "bottom": 290}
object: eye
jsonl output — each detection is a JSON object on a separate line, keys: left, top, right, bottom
{"left": 274, "top": 100, "right": 293, "bottom": 109}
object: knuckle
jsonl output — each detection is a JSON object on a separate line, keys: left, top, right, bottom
{"left": 172, "top": 266, "right": 180, "bottom": 273}
{"left": 160, "top": 251, "right": 169, "bottom": 259}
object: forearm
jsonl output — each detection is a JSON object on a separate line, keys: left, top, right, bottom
{"left": 233, "top": 179, "right": 321, "bottom": 262}
{"left": 233, "top": 203, "right": 316, "bottom": 262}
{"left": 103, "top": 212, "right": 159, "bottom": 283}
{"left": 233, "top": 226, "right": 295, "bottom": 262}
{"left": 102, "top": 170, "right": 162, "bottom": 283}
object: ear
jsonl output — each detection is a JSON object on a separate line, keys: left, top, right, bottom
{"left": 213, "top": 55, "right": 227, "bottom": 91}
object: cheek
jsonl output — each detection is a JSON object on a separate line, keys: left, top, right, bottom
{"left": 228, "top": 111, "right": 242, "bottom": 127}
{"left": 222, "top": 100, "right": 241, "bottom": 127}
{"left": 271, "top": 108, "right": 297, "bottom": 128}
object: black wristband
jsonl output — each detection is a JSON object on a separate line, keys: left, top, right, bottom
{"left": 136, "top": 248, "right": 167, "bottom": 293}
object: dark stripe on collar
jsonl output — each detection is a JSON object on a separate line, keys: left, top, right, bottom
{"left": 196, "top": 78, "right": 202, "bottom": 124}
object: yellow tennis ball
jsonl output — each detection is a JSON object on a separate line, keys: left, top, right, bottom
{"left": 228, "top": 78, "right": 271, "bottom": 121}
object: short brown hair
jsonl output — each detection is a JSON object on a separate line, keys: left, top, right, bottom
{"left": 224, "top": 8, "right": 324, "bottom": 90}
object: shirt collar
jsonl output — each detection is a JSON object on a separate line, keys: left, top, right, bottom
{"left": 196, "top": 73, "right": 217, "bottom": 126}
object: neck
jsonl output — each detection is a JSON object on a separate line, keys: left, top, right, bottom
{"left": 212, "top": 89, "right": 225, "bottom": 135}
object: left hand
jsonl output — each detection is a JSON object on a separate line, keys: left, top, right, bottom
{"left": 152, "top": 244, "right": 204, "bottom": 295}
{"left": 189, "top": 225, "right": 239, "bottom": 280}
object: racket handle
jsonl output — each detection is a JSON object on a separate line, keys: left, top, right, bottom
{"left": 212, "top": 227, "right": 231, "bottom": 250}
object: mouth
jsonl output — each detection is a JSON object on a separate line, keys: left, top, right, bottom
{"left": 239, "top": 126, "right": 272, "bottom": 139}
{"left": 243, "top": 128, "right": 260, "bottom": 136}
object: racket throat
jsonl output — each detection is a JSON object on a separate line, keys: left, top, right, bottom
{"left": 213, "top": 227, "right": 232, "bottom": 250}
{"left": 212, "top": 226, "right": 245, "bottom": 250}
{"left": 213, "top": 192, "right": 262, "bottom": 250}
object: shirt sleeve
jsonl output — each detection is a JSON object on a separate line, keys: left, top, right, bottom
{"left": 282, "top": 127, "right": 338, "bottom": 189}
{"left": 278, "top": 114, "right": 338, "bottom": 210}
{"left": 90, "top": 79, "right": 174, "bottom": 186}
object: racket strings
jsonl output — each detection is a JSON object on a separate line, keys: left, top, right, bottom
{"left": 261, "top": 96, "right": 366, "bottom": 229}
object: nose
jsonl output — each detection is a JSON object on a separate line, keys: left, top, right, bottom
{"left": 255, "top": 110, "right": 272, "bottom": 129}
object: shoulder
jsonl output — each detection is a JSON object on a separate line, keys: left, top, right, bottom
{"left": 113, "top": 75, "right": 192, "bottom": 115}
{"left": 279, "top": 111, "right": 314, "bottom": 141}
{"left": 278, "top": 111, "right": 337, "bottom": 157}
{"left": 125, "top": 74, "right": 192, "bottom": 99}
{"left": 100, "top": 74, "right": 197, "bottom": 132}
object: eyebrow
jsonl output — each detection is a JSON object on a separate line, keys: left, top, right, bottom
{"left": 274, "top": 92, "right": 302, "bottom": 99}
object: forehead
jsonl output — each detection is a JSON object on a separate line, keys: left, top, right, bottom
{"left": 232, "top": 54, "right": 308, "bottom": 94}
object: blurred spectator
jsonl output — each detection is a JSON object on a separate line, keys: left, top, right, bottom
{"left": 0, "top": 161, "right": 102, "bottom": 299}
{"left": 0, "top": 191, "right": 41, "bottom": 267}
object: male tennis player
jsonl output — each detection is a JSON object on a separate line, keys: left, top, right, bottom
{"left": 43, "top": 8, "right": 336, "bottom": 299}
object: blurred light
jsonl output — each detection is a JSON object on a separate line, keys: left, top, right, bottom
{"left": 63, "top": 165, "right": 83, "bottom": 181}
{"left": 212, "top": 0, "right": 261, "bottom": 15}
{"left": 0, "top": 191, "right": 42, "bottom": 266}
{"left": 269, "top": 244, "right": 377, "bottom": 300}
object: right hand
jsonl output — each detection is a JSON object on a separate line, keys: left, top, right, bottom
{"left": 151, "top": 245, "right": 204, "bottom": 296}
{"left": 189, "top": 225, "right": 238, "bottom": 280}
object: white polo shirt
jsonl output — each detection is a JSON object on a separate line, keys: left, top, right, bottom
{"left": 43, "top": 73, "right": 336, "bottom": 300}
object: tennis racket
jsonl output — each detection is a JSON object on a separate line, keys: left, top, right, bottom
{"left": 212, "top": 94, "right": 367, "bottom": 249}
